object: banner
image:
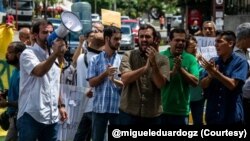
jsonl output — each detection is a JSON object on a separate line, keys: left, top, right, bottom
{"left": 57, "top": 84, "right": 91, "bottom": 141}
{"left": 0, "top": 24, "right": 14, "bottom": 90}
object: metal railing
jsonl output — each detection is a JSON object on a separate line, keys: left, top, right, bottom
{"left": 225, "top": 0, "right": 250, "bottom": 15}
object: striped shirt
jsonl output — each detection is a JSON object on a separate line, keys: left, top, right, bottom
{"left": 86, "top": 51, "right": 121, "bottom": 113}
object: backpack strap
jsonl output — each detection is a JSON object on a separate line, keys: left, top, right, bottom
{"left": 84, "top": 52, "right": 88, "bottom": 68}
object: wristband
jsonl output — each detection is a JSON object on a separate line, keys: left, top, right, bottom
{"left": 58, "top": 104, "right": 65, "bottom": 109}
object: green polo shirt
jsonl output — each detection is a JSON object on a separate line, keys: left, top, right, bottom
{"left": 160, "top": 48, "right": 199, "bottom": 116}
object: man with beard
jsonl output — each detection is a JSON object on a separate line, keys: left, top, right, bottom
{"left": 0, "top": 41, "right": 26, "bottom": 141}
{"left": 17, "top": 20, "right": 68, "bottom": 141}
{"left": 160, "top": 28, "right": 199, "bottom": 125}
{"left": 86, "top": 26, "right": 122, "bottom": 141}
{"left": 119, "top": 24, "right": 170, "bottom": 126}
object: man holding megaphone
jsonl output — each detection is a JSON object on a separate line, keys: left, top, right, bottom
{"left": 17, "top": 19, "right": 68, "bottom": 141}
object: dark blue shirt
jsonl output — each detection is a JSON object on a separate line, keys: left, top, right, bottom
{"left": 201, "top": 53, "right": 249, "bottom": 124}
{"left": 7, "top": 68, "right": 19, "bottom": 116}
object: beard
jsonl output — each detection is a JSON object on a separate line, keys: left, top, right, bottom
{"left": 108, "top": 40, "right": 119, "bottom": 51}
{"left": 139, "top": 41, "right": 157, "bottom": 56}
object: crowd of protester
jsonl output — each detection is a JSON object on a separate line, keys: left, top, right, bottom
{"left": 1, "top": 18, "right": 250, "bottom": 141}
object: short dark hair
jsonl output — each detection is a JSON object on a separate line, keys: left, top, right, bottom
{"left": 185, "top": 34, "right": 197, "bottom": 49}
{"left": 217, "top": 30, "right": 236, "bottom": 48}
{"left": 10, "top": 41, "right": 26, "bottom": 53}
{"left": 103, "top": 26, "right": 121, "bottom": 38}
{"left": 32, "top": 19, "right": 48, "bottom": 34}
{"left": 138, "top": 24, "right": 157, "bottom": 40}
{"left": 169, "top": 28, "right": 186, "bottom": 41}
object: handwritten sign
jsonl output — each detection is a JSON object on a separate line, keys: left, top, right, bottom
{"left": 101, "top": 9, "right": 121, "bottom": 28}
{"left": 195, "top": 36, "right": 217, "bottom": 61}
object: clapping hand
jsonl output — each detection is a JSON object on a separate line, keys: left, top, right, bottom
{"left": 197, "top": 54, "right": 219, "bottom": 77}
{"left": 145, "top": 46, "right": 157, "bottom": 67}
{"left": 172, "top": 55, "right": 182, "bottom": 75}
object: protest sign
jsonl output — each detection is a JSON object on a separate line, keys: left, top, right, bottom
{"left": 195, "top": 36, "right": 217, "bottom": 61}
{"left": 101, "top": 9, "right": 121, "bottom": 28}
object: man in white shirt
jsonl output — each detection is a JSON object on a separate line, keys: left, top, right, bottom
{"left": 17, "top": 19, "right": 68, "bottom": 141}
{"left": 73, "top": 23, "right": 104, "bottom": 141}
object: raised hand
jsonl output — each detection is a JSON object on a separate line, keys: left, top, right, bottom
{"left": 52, "top": 38, "right": 67, "bottom": 57}
{"left": 172, "top": 55, "right": 182, "bottom": 74}
{"left": 198, "top": 55, "right": 219, "bottom": 77}
{"left": 145, "top": 46, "right": 157, "bottom": 67}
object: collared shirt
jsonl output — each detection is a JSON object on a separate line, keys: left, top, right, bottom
{"left": 86, "top": 51, "right": 121, "bottom": 114}
{"left": 160, "top": 48, "right": 199, "bottom": 116}
{"left": 18, "top": 43, "right": 61, "bottom": 124}
{"left": 119, "top": 49, "right": 170, "bottom": 118}
{"left": 7, "top": 68, "right": 19, "bottom": 116}
{"left": 201, "top": 52, "right": 249, "bottom": 124}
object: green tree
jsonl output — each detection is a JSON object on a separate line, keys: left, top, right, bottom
{"left": 116, "top": 0, "right": 178, "bottom": 19}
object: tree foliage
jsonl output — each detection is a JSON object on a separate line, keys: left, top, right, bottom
{"left": 32, "top": 0, "right": 178, "bottom": 19}
{"left": 81, "top": 0, "right": 178, "bottom": 18}
{"left": 115, "top": 0, "right": 178, "bottom": 18}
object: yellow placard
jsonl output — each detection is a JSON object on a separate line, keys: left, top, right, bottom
{"left": 101, "top": 9, "right": 121, "bottom": 28}
{"left": 0, "top": 24, "right": 14, "bottom": 60}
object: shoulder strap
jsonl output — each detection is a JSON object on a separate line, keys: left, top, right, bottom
{"left": 84, "top": 52, "right": 88, "bottom": 68}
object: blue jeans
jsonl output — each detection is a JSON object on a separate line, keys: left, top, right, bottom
{"left": 119, "top": 110, "right": 162, "bottom": 125}
{"left": 92, "top": 112, "right": 119, "bottom": 141}
{"left": 73, "top": 112, "right": 92, "bottom": 141}
{"left": 161, "top": 114, "right": 189, "bottom": 126}
{"left": 190, "top": 98, "right": 205, "bottom": 125}
{"left": 17, "top": 112, "right": 59, "bottom": 141}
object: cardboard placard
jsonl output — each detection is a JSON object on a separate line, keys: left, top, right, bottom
{"left": 101, "top": 9, "right": 121, "bottom": 28}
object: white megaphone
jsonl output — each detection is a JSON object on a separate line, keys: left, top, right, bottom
{"left": 47, "top": 11, "right": 83, "bottom": 47}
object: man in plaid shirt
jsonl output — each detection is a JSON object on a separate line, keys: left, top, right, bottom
{"left": 86, "top": 25, "right": 122, "bottom": 141}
